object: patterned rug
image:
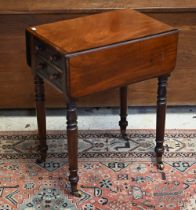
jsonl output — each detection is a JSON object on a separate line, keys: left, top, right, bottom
{"left": 0, "top": 130, "right": 195, "bottom": 210}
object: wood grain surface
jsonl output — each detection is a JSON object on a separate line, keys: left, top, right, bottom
{"left": 68, "top": 31, "right": 178, "bottom": 97}
{"left": 28, "top": 9, "right": 174, "bottom": 54}
{"left": 0, "top": 4, "right": 195, "bottom": 107}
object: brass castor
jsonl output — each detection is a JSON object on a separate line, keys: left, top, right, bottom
{"left": 157, "top": 162, "right": 164, "bottom": 170}
{"left": 156, "top": 156, "right": 164, "bottom": 170}
{"left": 36, "top": 145, "right": 47, "bottom": 164}
{"left": 36, "top": 157, "right": 45, "bottom": 164}
{"left": 72, "top": 190, "right": 82, "bottom": 197}
{"left": 36, "top": 152, "right": 47, "bottom": 164}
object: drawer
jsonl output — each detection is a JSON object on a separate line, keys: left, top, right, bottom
{"left": 35, "top": 56, "right": 64, "bottom": 92}
{"left": 34, "top": 38, "right": 64, "bottom": 70}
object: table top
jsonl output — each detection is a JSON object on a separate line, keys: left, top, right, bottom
{"left": 27, "top": 9, "right": 175, "bottom": 54}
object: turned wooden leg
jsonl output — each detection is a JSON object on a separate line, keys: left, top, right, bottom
{"left": 34, "top": 75, "right": 48, "bottom": 163}
{"left": 119, "top": 86, "right": 128, "bottom": 138}
{"left": 66, "top": 101, "right": 81, "bottom": 197}
{"left": 155, "top": 76, "right": 168, "bottom": 170}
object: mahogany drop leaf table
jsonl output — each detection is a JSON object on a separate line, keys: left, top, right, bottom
{"left": 26, "top": 9, "right": 179, "bottom": 196}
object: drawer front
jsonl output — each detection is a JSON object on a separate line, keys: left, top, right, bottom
{"left": 35, "top": 56, "right": 64, "bottom": 92}
{"left": 34, "top": 38, "right": 64, "bottom": 70}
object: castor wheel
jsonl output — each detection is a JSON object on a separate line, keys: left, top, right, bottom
{"left": 36, "top": 145, "right": 47, "bottom": 164}
{"left": 36, "top": 152, "right": 47, "bottom": 164}
{"left": 36, "top": 157, "right": 45, "bottom": 164}
{"left": 72, "top": 190, "right": 82, "bottom": 197}
{"left": 157, "top": 162, "right": 164, "bottom": 170}
{"left": 156, "top": 156, "right": 164, "bottom": 170}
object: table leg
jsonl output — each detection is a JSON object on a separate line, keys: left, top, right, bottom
{"left": 34, "top": 75, "right": 48, "bottom": 163}
{"left": 66, "top": 101, "right": 81, "bottom": 197}
{"left": 119, "top": 86, "right": 128, "bottom": 138}
{"left": 155, "top": 75, "right": 168, "bottom": 170}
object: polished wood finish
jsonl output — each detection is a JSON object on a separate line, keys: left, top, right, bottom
{"left": 66, "top": 101, "right": 80, "bottom": 196}
{"left": 155, "top": 76, "right": 168, "bottom": 170}
{"left": 34, "top": 75, "right": 48, "bottom": 163}
{"left": 119, "top": 86, "right": 128, "bottom": 136}
{"left": 0, "top": 8, "right": 195, "bottom": 108}
{"left": 27, "top": 9, "right": 178, "bottom": 194}
{"left": 28, "top": 9, "right": 174, "bottom": 54}
{"left": 68, "top": 31, "right": 178, "bottom": 98}
{"left": 26, "top": 9, "right": 178, "bottom": 99}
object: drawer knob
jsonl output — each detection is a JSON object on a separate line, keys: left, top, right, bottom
{"left": 49, "top": 73, "right": 60, "bottom": 80}
{"left": 49, "top": 55, "right": 59, "bottom": 62}
{"left": 38, "top": 62, "right": 47, "bottom": 69}
{"left": 35, "top": 44, "right": 44, "bottom": 52}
